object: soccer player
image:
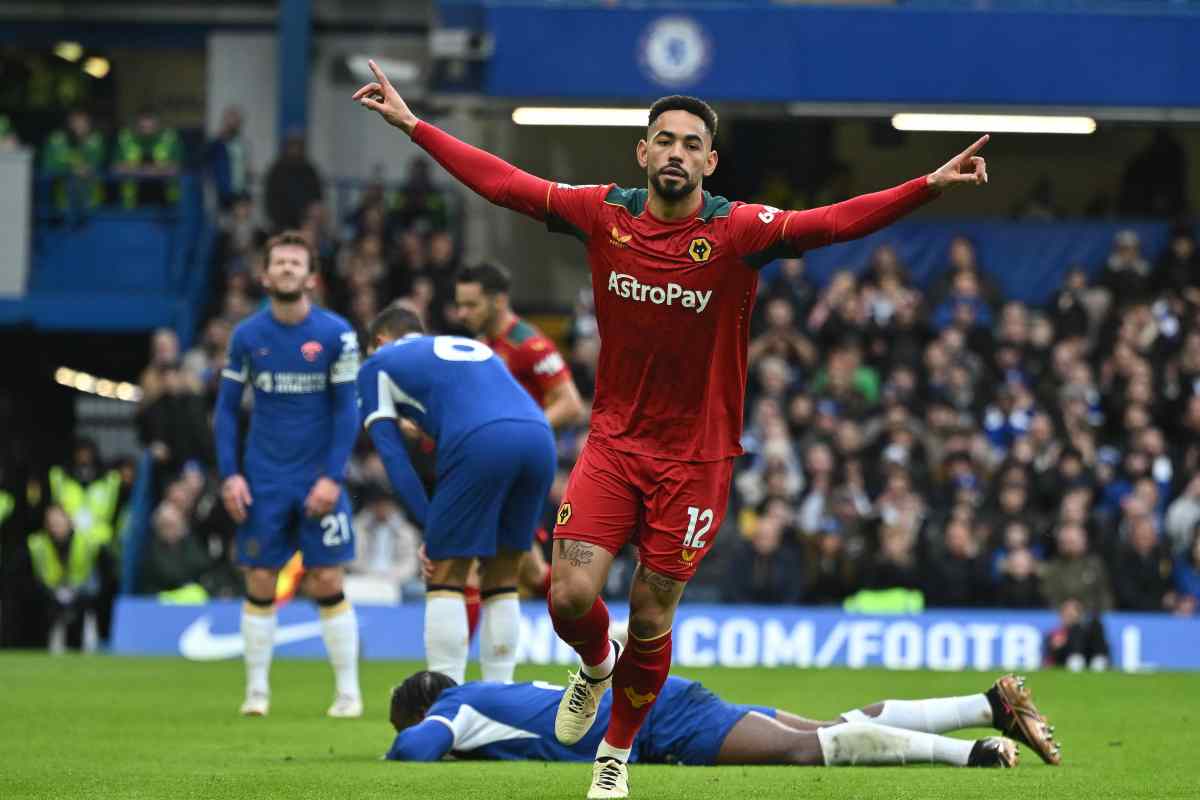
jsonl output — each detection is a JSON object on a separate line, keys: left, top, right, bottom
{"left": 354, "top": 61, "right": 989, "bottom": 798}
{"left": 456, "top": 261, "right": 584, "bottom": 620}
{"left": 385, "top": 671, "right": 1063, "bottom": 769}
{"left": 215, "top": 231, "right": 363, "bottom": 719}
{"left": 357, "top": 305, "right": 557, "bottom": 684}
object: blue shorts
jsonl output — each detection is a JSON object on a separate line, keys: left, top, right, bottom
{"left": 425, "top": 419, "right": 556, "bottom": 561}
{"left": 236, "top": 477, "right": 355, "bottom": 569}
{"left": 636, "top": 681, "right": 776, "bottom": 766}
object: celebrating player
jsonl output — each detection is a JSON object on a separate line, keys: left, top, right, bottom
{"left": 215, "top": 232, "right": 363, "bottom": 718}
{"left": 355, "top": 60, "right": 989, "bottom": 798}
{"left": 385, "top": 671, "right": 1062, "bottom": 768}
{"left": 455, "top": 261, "right": 584, "bottom": 621}
{"left": 357, "top": 305, "right": 557, "bottom": 684}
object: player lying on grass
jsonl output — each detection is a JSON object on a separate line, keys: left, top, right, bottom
{"left": 385, "top": 671, "right": 1061, "bottom": 769}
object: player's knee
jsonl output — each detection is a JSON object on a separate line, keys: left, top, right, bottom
{"left": 548, "top": 579, "right": 592, "bottom": 619}
{"left": 626, "top": 610, "right": 672, "bottom": 642}
{"left": 306, "top": 567, "right": 344, "bottom": 598}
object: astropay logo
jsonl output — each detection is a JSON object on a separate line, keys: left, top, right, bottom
{"left": 607, "top": 271, "right": 713, "bottom": 314}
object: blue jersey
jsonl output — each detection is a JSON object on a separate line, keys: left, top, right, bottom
{"left": 216, "top": 306, "right": 360, "bottom": 482}
{"left": 357, "top": 335, "right": 546, "bottom": 456}
{"left": 385, "top": 677, "right": 770, "bottom": 765}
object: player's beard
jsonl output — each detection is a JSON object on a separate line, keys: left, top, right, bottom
{"left": 267, "top": 286, "right": 305, "bottom": 303}
{"left": 651, "top": 168, "right": 697, "bottom": 200}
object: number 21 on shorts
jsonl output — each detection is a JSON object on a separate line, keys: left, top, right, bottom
{"left": 321, "top": 512, "right": 351, "bottom": 547}
{"left": 683, "top": 506, "right": 713, "bottom": 548}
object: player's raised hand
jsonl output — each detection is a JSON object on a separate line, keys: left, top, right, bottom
{"left": 927, "top": 135, "right": 989, "bottom": 190}
{"left": 221, "top": 474, "right": 253, "bottom": 524}
{"left": 352, "top": 59, "right": 419, "bottom": 136}
{"left": 305, "top": 476, "right": 342, "bottom": 518}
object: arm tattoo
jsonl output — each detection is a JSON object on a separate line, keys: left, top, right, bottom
{"left": 557, "top": 540, "right": 596, "bottom": 568}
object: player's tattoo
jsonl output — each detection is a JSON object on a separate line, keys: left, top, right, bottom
{"left": 558, "top": 540, "right": 596, "bottom": 568}
{"left": 635, "top": 567, "right": 680, "bottom": 600}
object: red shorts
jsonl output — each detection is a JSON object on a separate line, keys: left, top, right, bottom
{"left": 552, "top": 441, "right": 734, "bottom": 581}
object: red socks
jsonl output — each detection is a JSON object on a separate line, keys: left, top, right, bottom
{"left": 465, "top": 586, "right": 481, "bottom": 639}
{"left": 549, "top": 594, "right": 612, "bottom": 668}
{"left": 604, "top": 629, "right": 672, "bottom": 749}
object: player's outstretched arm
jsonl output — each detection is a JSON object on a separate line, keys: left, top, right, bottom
{"left": 354, "top": 59, "right": 553, "bottom": 221}
{"left": 780, "top": 135, "right": 990, "bottom": 251}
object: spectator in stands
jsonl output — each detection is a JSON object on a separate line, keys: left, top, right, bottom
{"left": 863, "top": 520, "right": 922, "bottom": 592}
{"left": 1166, "top": 474, "right": 1200, "bottom": 557}
{"left": 182, "top": 316, "right": 233, "bottom": 397}
{"left": 1113, "top": 511, "right": 1177, "bottom": 611}
{"left": 932, "top": 270, "right": 994, "bottom": 333}
{"left": 721, "top": 506, "right": 804, "bottom": 605}
{"left": 138, "top": 327, "right": 181, "bottom": 405}
{"left": 758, "top": 257, "right": 813, "bottom": 320}
{"left": 139, "top": 501, "right": 211, "bottom": 596}
{"left": 1043, "top": 598, "right": 1110, "bottom": 671}
{"left": 264, "top": 129, "right": 322, "bottom": 232}
{"left": 923, "top": 518, "right": 991, "bottom": 607}
{"left": 49, "top": 438, "right": 122, "bottom": 547}
{"left": 1096, "top": 229, "right": 1153, "bottom": 310}
{"left": 1042, "top": 522, "right": 1113, "bottom": 615}
{"left": 349, "top": 489, "right": 421, "bottom": 595}
{"left": 1011, "top": 174, "right": 1062, "bottom": 221}
{"left": 1051, "top": 267, "right": 1092, "bottom": 340}
{"left": 112, "top": 107, "right": 183, "bottom": 208}
{"left": 928, "top": 236, "right": 1003, "bottom": 311}
{"left": 27, "top": 504, "right": 103, "bottom": 652}
{"left": 1150, "top": 224, "right": 1200, "bottom": 302}
{"left": 41, "top": 108, "right": 106, "bottom": 213}
{"left": 387, "top": 156, "right": 450, "bottom": 235}
{"left": 1173, "top": 527, "right": 1200, "bottom": 616}
{"left": 204, "top": 105, "right": 251, "bottom": 209}
{"left": 804, "top": 516, "right": 857, "bottom": 605}
{"left": 136, "top": 363, "right": 212, "bottom": 473}
{"left": 748, "top": 296, "right": 816, "bottom": 371}
{"left": 212, "top": 192, "right": 266, "bottom": 284}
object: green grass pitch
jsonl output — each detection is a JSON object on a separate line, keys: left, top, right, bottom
{"left": 1, "top": 653, "right": 1194, "bottom": 799}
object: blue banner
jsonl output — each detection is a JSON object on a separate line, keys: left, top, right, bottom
{"left": 112, "top": 598, "right": 1200, "bottom": 672}
{"left": 468, "top": 4, "right": 1200, "bottom": 107}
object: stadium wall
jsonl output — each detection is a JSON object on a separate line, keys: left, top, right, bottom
{"left": 112, "top": 598, "right": 1200, "bottom": 672}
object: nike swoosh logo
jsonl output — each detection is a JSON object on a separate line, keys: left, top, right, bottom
{"left": 179, "top": 616, "right": 325, "bottom": 661}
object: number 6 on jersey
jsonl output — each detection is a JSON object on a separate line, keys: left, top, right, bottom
{"left": 683, "top": 506, "right": 713, "bottom": 548}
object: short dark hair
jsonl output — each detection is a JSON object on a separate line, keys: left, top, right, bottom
{"left": 263, "top": 231, "right": 318, "bottom": 274}
{"left": 390, "top": 670, "right": 457, "bottom": 730}
{"left": 368, "top": 303, "right": 425, "bottom": 342}
{"left": 648, "top": 95, "right": 719, "bottom": 141}
{"left": 456, "top": 262, "right": 511, "bottom": 295}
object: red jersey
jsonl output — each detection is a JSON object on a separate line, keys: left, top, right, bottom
{"left": 487, "top": 316, "right": 571, "bottom": 408}
{"left": 411, "top": 122, "right": 938, "bottom": 462}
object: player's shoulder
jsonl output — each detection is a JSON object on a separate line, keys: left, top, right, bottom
{"left": 599, "top": 185, "right": 648, "bottom": 218}
{"left": 311, "top": 306, "right": 355, "bottom": 335}
{"left": 505, "top": 317, "right": 547, "bottom": 348}
{"left": 231, "top": 308, "right": 271, "bottom": 337}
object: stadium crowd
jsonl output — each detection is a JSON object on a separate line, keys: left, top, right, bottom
{"left": 17, "top": 106, "right": 1200, "bottom": 656}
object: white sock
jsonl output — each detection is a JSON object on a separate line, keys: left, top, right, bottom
{"left": 425, "top": 592, "right": 469, "bottom": 684}
{"left": 319, "top": 601, "right": 360, "bottom": 698}
{"left": 817, "top": 722, "right": 974, "bottom": 766}
{"left": 842, "top": 694, "right": 993, "bottom": 733}
{"left": 479, "top": 592, "right": 520, "bottom": 683}
{"left": 596, "top": 739, "right": 632, "bottom": 763}
{"left": 241, "top": 603, "right": 276, "bottom": 695}
{"left": 581, "top": 640, "right": 616, "bottom": 681}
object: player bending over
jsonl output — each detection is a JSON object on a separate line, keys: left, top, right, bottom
{"left": 358, "top": 305, "right": 557, "bottom": 683}
{"left": 215, "top": 232, "right": 362, "bottom": 718}
{"left": 385, "top": 672, "right": 1061, "bottom": 769}
{"left": 356, "top": 60, "right": 989, "bottom": 798}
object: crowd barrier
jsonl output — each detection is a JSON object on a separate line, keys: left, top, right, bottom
{"left": 112, "top": 598, "right": 1200, "bottom": 672}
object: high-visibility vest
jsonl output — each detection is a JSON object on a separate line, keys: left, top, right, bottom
{"left": 48, "top": 467, "right": 121, "bottom": 545}
{"left": 115, "top": 127, "right": 182, "bottom": 207}
{"left": 27, "top": 529, "right": 101, "bottom": 589}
